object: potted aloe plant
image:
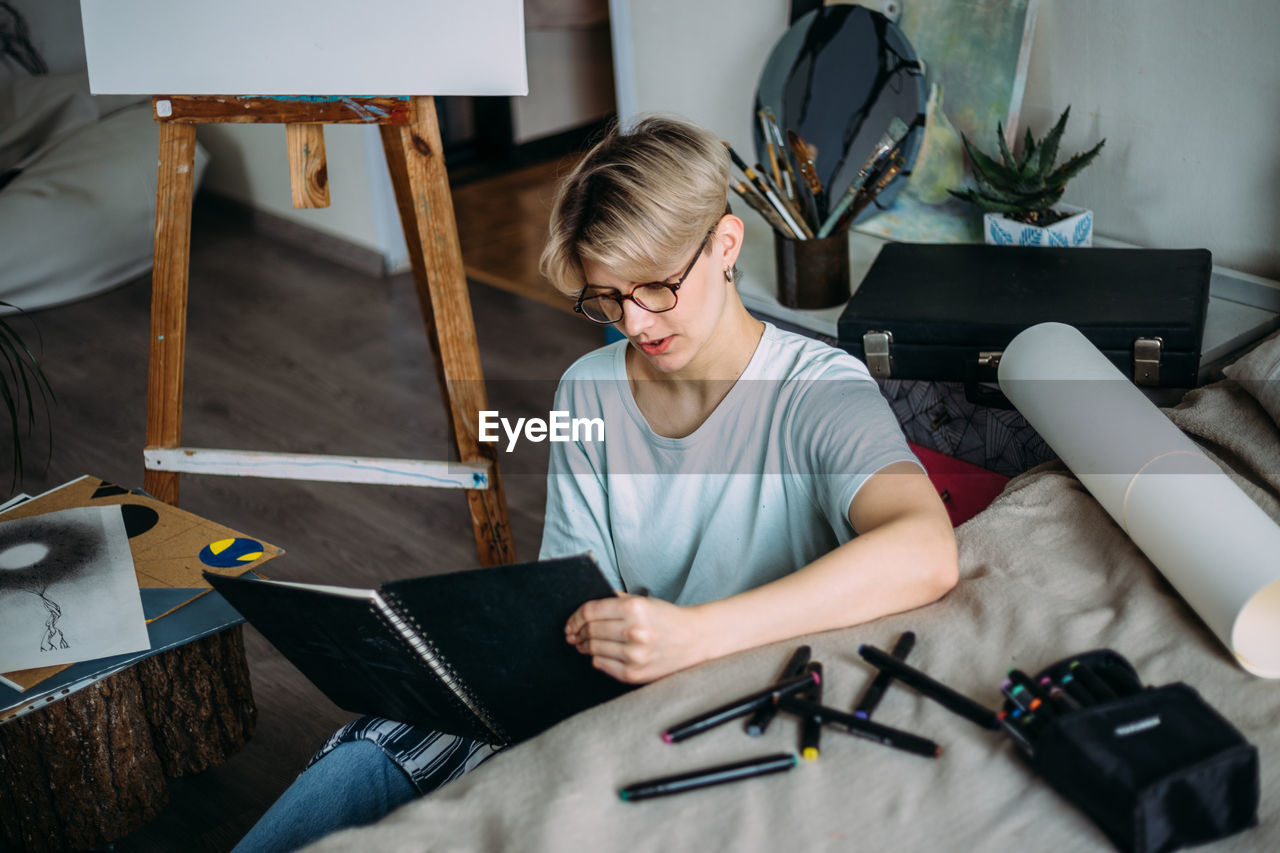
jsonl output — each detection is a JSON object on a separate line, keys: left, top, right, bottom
{"left": 949, "top": 106, "right": 1105, "bottom": 247}
{"left": 1, "top": 304, "right": 54, "bottom": 493}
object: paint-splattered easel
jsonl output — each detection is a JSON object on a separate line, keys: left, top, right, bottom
{"left": 0, "top": 96, "right": 518, "bottom": 852}
{"left": 143, "top": 95, "right": 514, "bottom": 566}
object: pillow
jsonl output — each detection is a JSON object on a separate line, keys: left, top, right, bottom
{"left": 0, "top": 72, "right": 98, "bottom": 174}
{"left": 1222, "top": 329, "right": 1280, "bottom": 428}
{"left": 0, "top": 101, "right": 209, "bottom": 311}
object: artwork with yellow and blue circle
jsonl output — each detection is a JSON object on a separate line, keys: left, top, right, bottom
{"left": 200, "top": 537, "right": 265, "bottom": 568}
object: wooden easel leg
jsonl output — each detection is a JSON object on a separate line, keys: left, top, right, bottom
{"left": 145, "top": 122, "right": 198, "bottom": 506}
{"left": 380, "top": 97, "right": 515, "bottom": 566}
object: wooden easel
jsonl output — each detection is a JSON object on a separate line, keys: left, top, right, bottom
{"left": 143, "top": 94, "right": 515, "bottom": 566}
{"left": 0, "top": 96, "right": 519, "bottom": 852}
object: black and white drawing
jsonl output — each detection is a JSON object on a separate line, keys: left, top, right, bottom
{"left": 0, "top": 506, "right": 149, "bottom": 674}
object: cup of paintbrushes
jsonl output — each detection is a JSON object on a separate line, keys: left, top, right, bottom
{"left": 774, "top": 228, "right": 850, "bottom": 310}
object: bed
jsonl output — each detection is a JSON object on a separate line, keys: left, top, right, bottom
{"left": 303, "top": 332, "right": 1280, "bottom": 852}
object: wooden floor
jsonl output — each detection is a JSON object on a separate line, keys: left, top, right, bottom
{"left": 454, "top": 154, "right": 581, "bottom": 315}
{"left": 9, "top": 159, "right": 599, "bottom": 852}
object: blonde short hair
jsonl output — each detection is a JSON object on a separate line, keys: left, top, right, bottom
{"left": 539, "top": 115, "right": 731, "bottom": 297}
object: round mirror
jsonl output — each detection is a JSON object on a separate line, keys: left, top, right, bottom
{"left": 753, "top": 4, "right": 926, "bottom": 230}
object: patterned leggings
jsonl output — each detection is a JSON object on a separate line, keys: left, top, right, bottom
{"left": 311, "top": 715, "right": 503, "bottom": 793}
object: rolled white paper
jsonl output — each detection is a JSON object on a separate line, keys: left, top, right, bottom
{"left": 999, "top": 322, "right": 1280, "bottom": 677}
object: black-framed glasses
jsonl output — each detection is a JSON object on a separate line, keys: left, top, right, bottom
{"left": 573, "top": 233, "right": 711, "bottom": 325}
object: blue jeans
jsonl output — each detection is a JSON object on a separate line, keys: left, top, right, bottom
{"left": 233, "top": 739, "right": 418, "bottom": 853}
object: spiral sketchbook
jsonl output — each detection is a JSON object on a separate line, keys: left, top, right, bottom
{"left": 204, "top": 555, "right": 634, "bottom": 745}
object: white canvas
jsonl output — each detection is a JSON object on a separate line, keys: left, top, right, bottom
{"left": 0, "top": 506, "right": 150, "bottom": 674}
{"left": 80, "top": 0, "right": 528, "bottom": 96}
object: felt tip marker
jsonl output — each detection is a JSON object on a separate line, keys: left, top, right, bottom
{"left": 1007, "top": 669, "right": 1048, "bottom": 703}
{"left": 745, "top": 645, "right": 811, "bottom": 736}
{"left": 996, "top": 710, "right": 1034, "bottom": 757}
{"left": 799, "top": 662, "right": 823, "bottom": 760}
{"left": 1041, "top": 678, "right": 1081, "bottom": 712}
{"left": 852, "top": 630, "right": 915, "bottom": 720}
{"left": 1058, "top": 672, "right": 1095, "bottom": 707}
{"left": 781, "top": 697, "right": 941, "bottom": 759}
{"left": 619, "top": 753, "right": 797, "bottom": 802}
{"left": 1069, "top": 660, "right": 1117, "bottom": 703}
{"left": 662, "top": 669, "right": 819, "bottom": 744}
{"left": 858, "top": 644, "right": 999, "bottom": 730}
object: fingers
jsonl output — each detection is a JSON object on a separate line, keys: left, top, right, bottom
{"left": 561, "top": 595, "right": 670, "bottom": 684}
{"left": 564, "top": 595, "right": 647, "bottom": 640}
{"left": 575, "top": 639, "right": 654, "bottom": 684}
{"left": 590, "top": 653, "right": 654, "bottom": 684}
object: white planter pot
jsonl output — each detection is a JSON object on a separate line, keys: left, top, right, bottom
{"left": 984, "top": 204, "right": 1093, "bottom": 247}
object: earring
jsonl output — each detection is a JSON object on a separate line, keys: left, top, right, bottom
{"left": 724, "top": 267, "right": 734, "bottom": 283}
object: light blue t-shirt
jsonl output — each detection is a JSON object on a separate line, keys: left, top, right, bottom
{"left": 538, "top": 323, "right": 920, "bottom": 605}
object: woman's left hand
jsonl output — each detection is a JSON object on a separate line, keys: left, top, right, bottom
{"left": 564, "top": 594, "right": 711, "bottom": 683}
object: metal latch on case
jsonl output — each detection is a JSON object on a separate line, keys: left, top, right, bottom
{"left": 1133, "top": 337, "right": 1163, "bottom": 386}
{"left": 863, "top": 330, "right": 893, "bottom": 378}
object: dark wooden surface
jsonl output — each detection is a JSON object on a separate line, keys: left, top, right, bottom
{"left": 7, "top": 185, "right": 599, "bottom": 851}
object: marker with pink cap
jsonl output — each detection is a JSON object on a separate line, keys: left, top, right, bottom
{"left": 660, "top": 669, "right": 820, "bottom": 744}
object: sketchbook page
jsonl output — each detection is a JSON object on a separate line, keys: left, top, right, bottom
{"left": 0, "top": 505, "right": 150, "bottom": 673}
{"left": 0, "top": 475, "right": 283, "bottom": 692}
{"left": 258, "top": 579, "right": 374, "bottom": 598}
{"left": 0, "top": 580, "right": 246, "bottom": 720}
{"left": 999, "top": 322, "right": 1280, "bottom": 677}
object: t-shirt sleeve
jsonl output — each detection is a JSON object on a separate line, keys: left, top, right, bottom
{"left": 785, "top": 361, "right": 922, "bottom": 536}
{"left": 537, "top": 378, "right": 623, "bottom": 590}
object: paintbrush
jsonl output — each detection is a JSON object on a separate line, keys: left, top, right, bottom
{"left": 722, "top": 141, "right": 810, "bottom": 240}
{"left": 765, "top": 108, "right": 801, "bottom": 204}
{"left": 758, "top": 109, "right": 785, "bottom": 197}
{"left": 838, "top": 154, "right": 905, "bottom": 230}
{"left": 732, "top": 179, "right": 797, "bottom": 239}
{"left": 757, "top": 161, "right": 813, "bottom": 238}
{"left": 816, "top": 116, "right": 910, "bottom": 237}
{"left": 784, "top": 130, "right": 824, "bottom": 233}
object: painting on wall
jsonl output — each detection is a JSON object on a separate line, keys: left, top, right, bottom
{"left": 855, "top": 0, "right": 1040, "bottom": 243}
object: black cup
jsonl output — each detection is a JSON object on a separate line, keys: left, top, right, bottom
{"left": 774, "top": 229, "right": 850, "bottom": 310}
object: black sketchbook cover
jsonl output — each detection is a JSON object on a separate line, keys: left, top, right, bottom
{"left": 205, "top": 555, "right": 634, "bottom": 745}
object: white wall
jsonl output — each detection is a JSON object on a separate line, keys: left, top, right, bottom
{"left": 515, "top": 25, "right": 615, "bottom": 143}
{"left": 610, "top": 0, "right": 784, "bottom": 161}
{"left": 1021, "top": 0, "right": 1280, "bottom": 278}
{"left": 196, "top": 123, "right": 399, "bottom": 266}
{"left": 613, "top": 0, "right": 1280, "bottom": 279}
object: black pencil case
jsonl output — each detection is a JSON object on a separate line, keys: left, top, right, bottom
{"left": 1001, "top": 650, "right": 1258, "bottom": 853}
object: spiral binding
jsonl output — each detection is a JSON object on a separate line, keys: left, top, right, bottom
{"left": 371, "top": 591, "right": 510, "bottom": 744}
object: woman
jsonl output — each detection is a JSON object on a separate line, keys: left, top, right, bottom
{"left": 234, "top": 116, "right": 956, "bottom": 853}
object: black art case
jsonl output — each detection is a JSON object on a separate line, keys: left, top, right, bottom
{"left": 999, "top": 649, "right": 1258, "bottom": 853}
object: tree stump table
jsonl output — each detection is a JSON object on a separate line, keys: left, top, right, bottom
{"left": 0, "top": 628, "right": 255, "bottom": 852}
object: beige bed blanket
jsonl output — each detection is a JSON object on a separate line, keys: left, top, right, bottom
{"left": 306, "top": 375, "right": 1280, "bottom": 852}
